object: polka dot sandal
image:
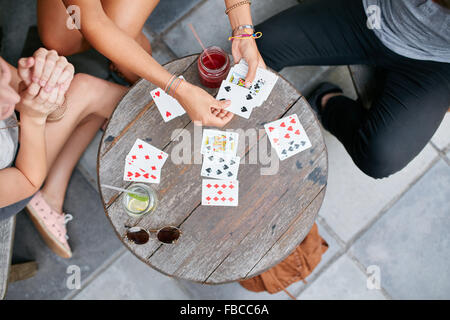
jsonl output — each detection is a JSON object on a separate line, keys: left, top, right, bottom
{"left": 26, "top": 191, "right": 73, "bottom": 259}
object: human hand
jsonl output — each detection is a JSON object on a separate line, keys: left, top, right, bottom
{"left": 174, "top": 81, "right": 234, "bottom": 127}
{"left": 231, "top": 29, "right": 266, "bottom": 88}
{"left": 26, "top": 48, "right": 74, "bottom": 93}
{"left": 15, "top": 49, "right": 74, "bottom": 120}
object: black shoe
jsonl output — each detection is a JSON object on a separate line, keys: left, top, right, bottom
{"left": 307, "top": 82, "right": 343, "bottom": 121}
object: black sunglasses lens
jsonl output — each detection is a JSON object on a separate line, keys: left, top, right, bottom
{"left": 126, "top": 228, "right": 149, "bottom": 245}
{"left": 157, "top": 227, "right": 181, "bottom": 244}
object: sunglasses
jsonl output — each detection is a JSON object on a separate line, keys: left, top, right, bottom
{"left": 125, "top": 226, "right": 181, "bottom": 245}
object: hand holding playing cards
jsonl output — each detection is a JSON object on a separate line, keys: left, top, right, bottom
{"left": 231, "top": 36, "right": 266, "bottom": 88}
{"left": 175, "top": 82, "right": 234, "bottom": 127}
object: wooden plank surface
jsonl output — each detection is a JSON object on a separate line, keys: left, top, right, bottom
{"left": 98, "top": 55, "right": 327, "bottom": 283}
{"left": 0, "top": 216, "right": 15, "bottom": 299}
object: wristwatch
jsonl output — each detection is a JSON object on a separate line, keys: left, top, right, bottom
{"left": 232, "top": 24, "right": 255, "bottom": 35}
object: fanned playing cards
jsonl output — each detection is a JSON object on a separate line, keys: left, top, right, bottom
{"left": 265, "top": 114, "right": 312, "bottom": 161}
{"left": 123, "top": 139, "right": 168, "bottom": 183}
{"left": 216, "top": 60, "right": 278, "bottom": 119}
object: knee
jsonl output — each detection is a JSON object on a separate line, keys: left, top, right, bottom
{"left": 354, "top": 138, "right": 406, "bottom": 179}
{"left": 39, "top": 30, "right": 79, "bottom": 56}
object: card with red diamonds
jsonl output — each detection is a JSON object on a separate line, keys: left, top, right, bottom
{"left": 201, "top": 179, "right": 239, "bottom": 207}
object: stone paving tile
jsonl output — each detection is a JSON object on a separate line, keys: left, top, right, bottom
{"left": 175, "top": 222, "right": 343, "bottom": 300}
{"left": 431, "top": 113, "right": 450, "bottom": 152}
{"left": 6, "top": 170, "right": 122, "bottom": 299}
{"left": 319, "top": 131, "right": 439, "bottom": 244}
{"left": 151, "top": 39, "right": 178, "bottom": 65}
{"left": 145, "top": 0, "right": 204, "bottom": 35}
{"left": 297, "top": 254, "right": 386, "bottom": 300}
{"left": 72, "top": 251, "right": 190, "bottom": 300}
{"left": 349, "top": 160, "right": 450, "bottom": 300}
{"left": 77, "top": 131, "right": 103, "bottom": 189}
{"left": 163, "top": 0, "right": 298, "bottom": 58}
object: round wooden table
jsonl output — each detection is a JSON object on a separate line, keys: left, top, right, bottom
{"left": 98, "top": 55, "right": 328, "bottom": 284}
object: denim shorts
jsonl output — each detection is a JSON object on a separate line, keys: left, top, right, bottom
{"left": 0, "top": 195, "right": 33, "bottom": 221}
{"left": 0, "top": 140, "right": 34, "bottom": 221}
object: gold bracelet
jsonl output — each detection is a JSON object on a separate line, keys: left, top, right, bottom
{"left": 225, "top": 0, "right": 251, "bottom": 15}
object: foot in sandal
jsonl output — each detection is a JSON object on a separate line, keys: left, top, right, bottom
{"left": 26, "top": 191, "right": 73, "bottom": 259}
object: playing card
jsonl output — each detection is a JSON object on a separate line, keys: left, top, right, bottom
{"left": 201, "top": 152, "right": 241, "bottom": 180}
{"left": 201, "top": 129, "right": 239, "bottom": 156}
{"left": 201, "top": 179, "right": 239, "bottom": 206}
{"left": 265, "top": 114, "right": 312, "bottom": 161}
{"left": 126, "top": 139, "right": 168, "bottom": 169}
{"left": 228, "top": 61, "right": 278, "bottom": 107}
{"left": 123, "top": 139, "right": 168, "bottom": 183}
{"left": 123, "top": 161, "right": 161, "bottom": 183}
{"left": 151, "top": 77, "right": 186, "bottom": 122}
{"left": 216, "top": 81, "right": 255, "bottom": 119}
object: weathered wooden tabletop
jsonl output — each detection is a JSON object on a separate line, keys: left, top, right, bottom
{"left": 97, "top": 55, "right": 328, "bottom": 284}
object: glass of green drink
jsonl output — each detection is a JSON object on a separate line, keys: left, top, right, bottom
{"left": 122, "top": 183, "right": 158, "bottom": 218}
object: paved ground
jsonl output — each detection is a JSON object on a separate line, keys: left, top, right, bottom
{"left": 2, "top": 0, "right": 449, "bottom": 300}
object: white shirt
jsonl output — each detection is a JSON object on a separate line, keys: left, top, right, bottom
{"left": 0, "top": 114, "right": 19, "bottom": 169}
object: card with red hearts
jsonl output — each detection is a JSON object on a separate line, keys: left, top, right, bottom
{"left": 201, "top": 179, "right": 239, "bottom": 207}
{"left": 151, "top": 76, "right": 186, "bottom": 122}
{"left": 264, "top": 114, "right": 312, "bottom": 161}
{"left": 123, "top": 139, "right": 168, "bottom": 184}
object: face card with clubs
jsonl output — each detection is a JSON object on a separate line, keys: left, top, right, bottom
{"left": 201, "top": 179, "right": 239, "bottom": 206}
{"left": 228, "top": 61, "right": 278, "bottom": 107}
{"left": 201, "top": 129, "right": 239, "bottom": 156}
{"left": 264, "top": 114, "right": 312, "bottom": 161}
{"left": 201, "top": 152, "right": 241, "bottom": 180}
{"left": 216, "top": 81, "right": 255, "bottom": 119}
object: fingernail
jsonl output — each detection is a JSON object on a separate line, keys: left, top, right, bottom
{"left": 44, "top": 85, "right": 53, "bottom": 93}
{"left": 225, "top": 100, "right": 231, "bottom": 107}
{"left": 32, "top": 76, "right": 39, "bottom": 83}
{"left": 40, "top": 80, "right": 46, "bottom": 87}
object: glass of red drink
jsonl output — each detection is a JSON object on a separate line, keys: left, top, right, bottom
{"left": 197, "top": 46, "right": 230, "bottom": 88}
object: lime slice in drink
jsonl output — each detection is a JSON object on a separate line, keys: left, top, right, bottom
{"left": 128, "top": 192, "right": 149, "bottom": 203}
{"left": 128, "top": 198, "right": 149, "bottom": 213}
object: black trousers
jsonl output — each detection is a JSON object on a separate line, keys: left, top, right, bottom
{"left": 256, "top": 0, "right": 450, "bottom": 179}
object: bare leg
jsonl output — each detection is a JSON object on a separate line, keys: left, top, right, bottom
{"left": 34, "top": 74, "right": 127, "bottom": 213}
{"left": 102, "top": 0, "right": 159, "bottom": 83}
{"left": 40, "top": 115, "right": 105, "bottom": 212}
{"left": 38, "top": 0, "right": 158, "bottom": 82}
{"left": 37, "top": 0, "right": 90, "bottom": 56}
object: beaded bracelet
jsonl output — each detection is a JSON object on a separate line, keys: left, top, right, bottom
{"left": 225, "top": 0, "right": 251, "bottom": 15}
{"left": 228, "top": 31, "right": 262, "bottom": 41}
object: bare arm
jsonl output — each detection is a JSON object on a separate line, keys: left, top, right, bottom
{"left": 0, "top": 51, "right": 73, "bottom": 207}
{"left": 224, "top": 0, "right": 265, "bottom": 85}
{"left": 64, "top": 0, "right": 172, "bottom": 90}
